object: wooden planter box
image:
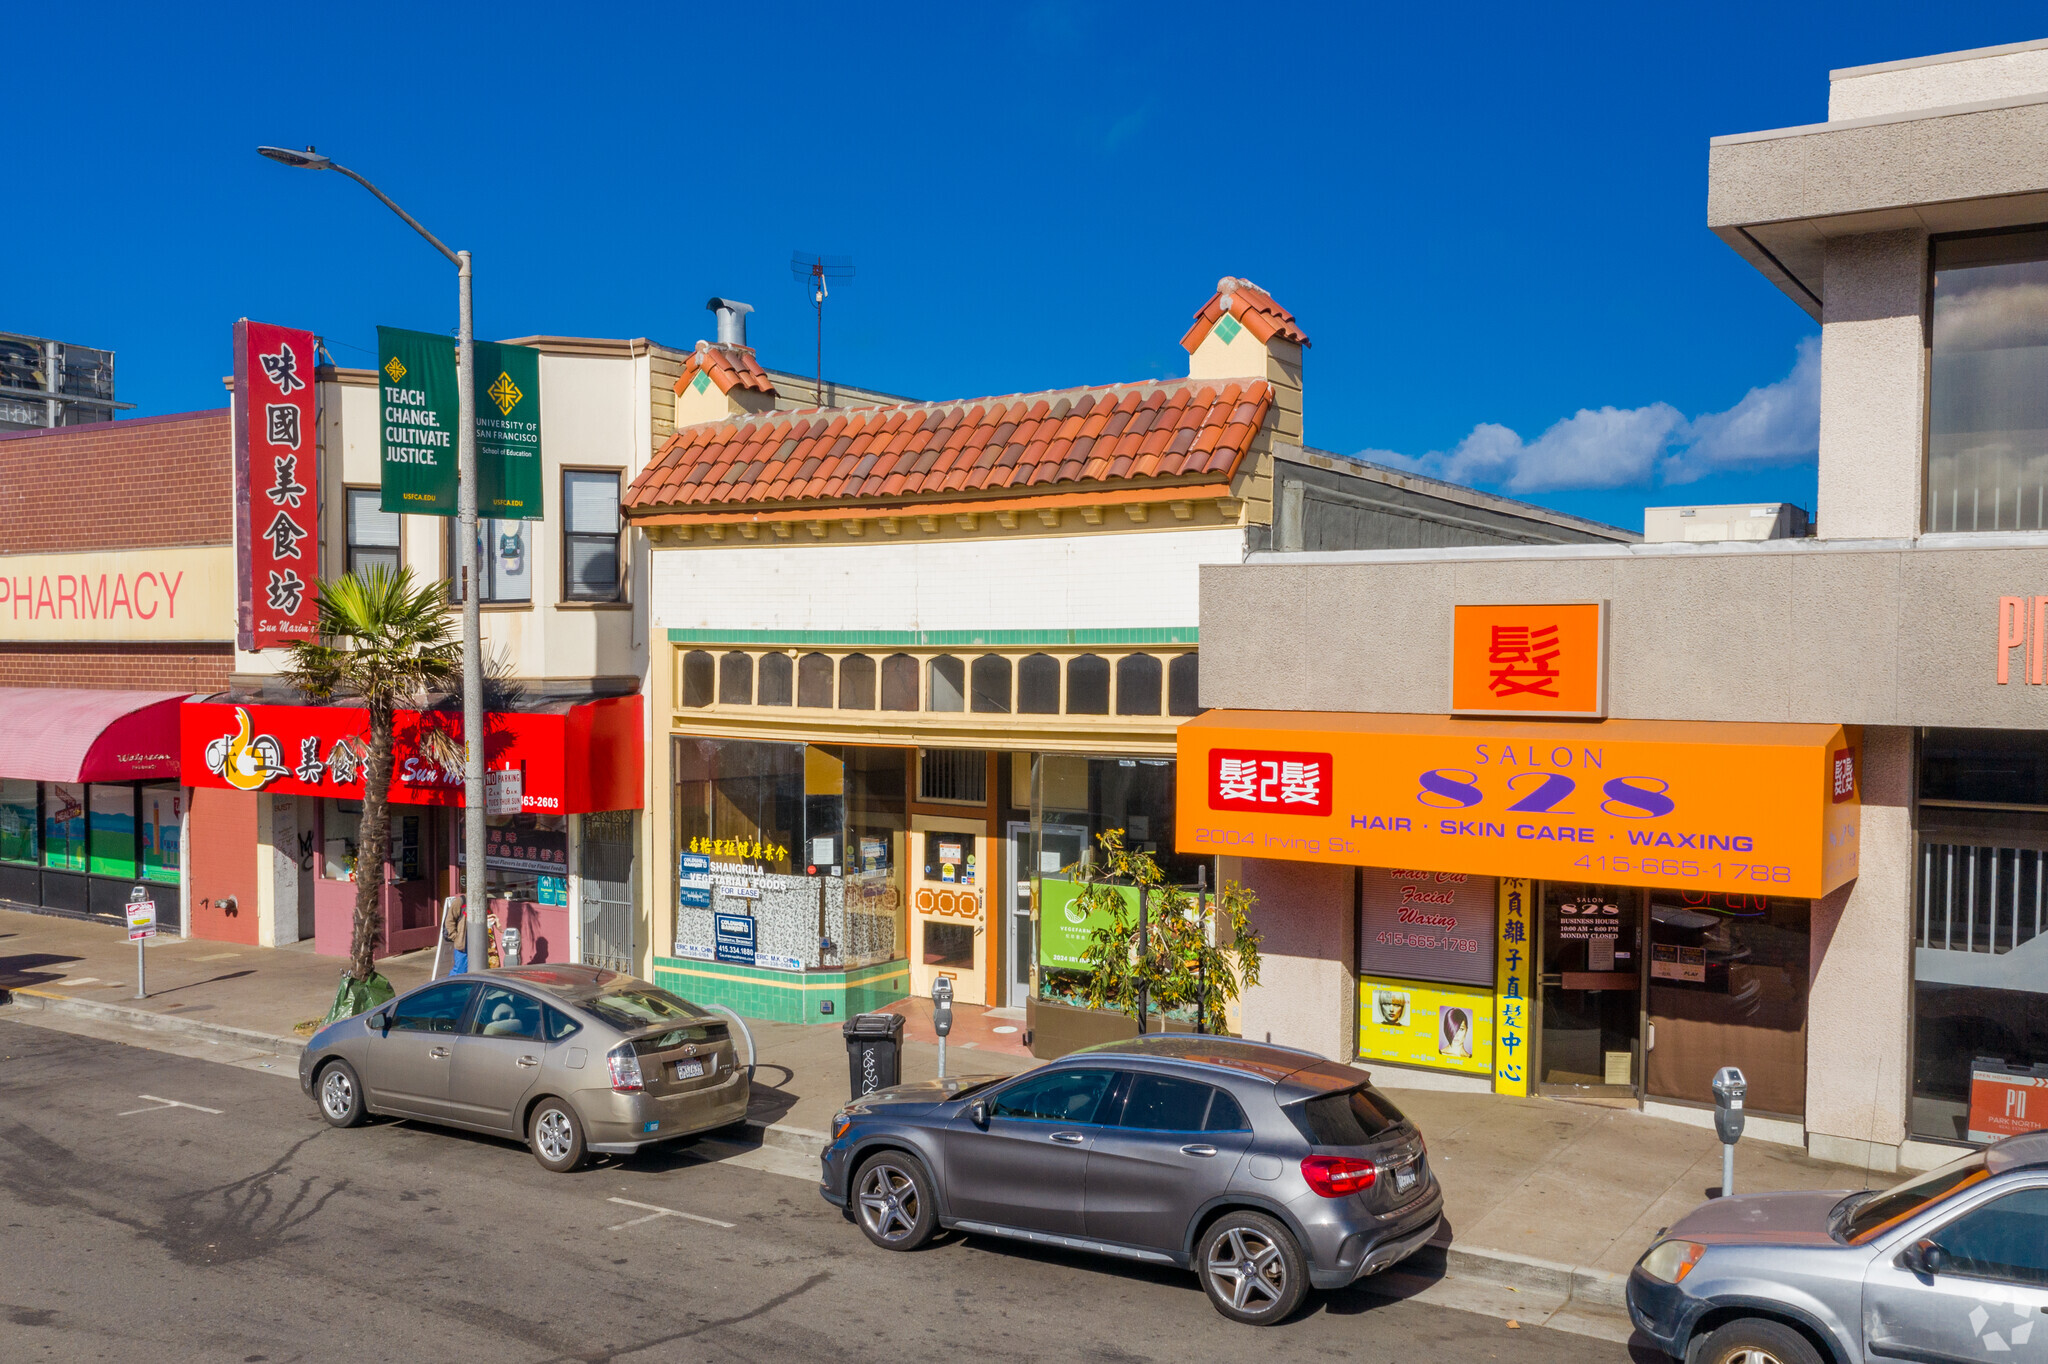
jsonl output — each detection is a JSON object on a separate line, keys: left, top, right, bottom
{"left": 1027, "top": 995, "right": 1198, "bottom": 1060}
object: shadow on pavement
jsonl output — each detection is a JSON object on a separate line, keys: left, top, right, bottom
{"left": 0, "top": 952, "right": 83, "bottom": 989}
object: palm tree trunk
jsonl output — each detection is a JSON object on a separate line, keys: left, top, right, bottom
{"left": 351, "top": 706, "right": 396, "bottom": 984}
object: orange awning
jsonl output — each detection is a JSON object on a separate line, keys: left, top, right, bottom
{"left": 1176, "top": 711, "right": 1860, "bottom": 899}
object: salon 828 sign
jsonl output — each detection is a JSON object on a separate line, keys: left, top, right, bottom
{"left": 233, "top": 320, "right": 320, "bottom": 650}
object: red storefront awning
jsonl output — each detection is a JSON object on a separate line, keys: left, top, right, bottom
{"left": 0, "top": 688, "right": 187, "bottom": 783}
{"left": 178, "top": 695, "right": 642, "bottom": 813}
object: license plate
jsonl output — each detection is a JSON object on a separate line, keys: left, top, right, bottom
{"left": 676, "top": 1060, "right": 704, "bottom": 1080}
{"left": 1393, "top": 1164, "right": 1417, "bottom": 1194}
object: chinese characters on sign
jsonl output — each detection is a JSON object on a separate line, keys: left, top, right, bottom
{"left": 688, "top": 835, "right": 790, "bottom": 864}
{"left": 1450, "top": 602, "right": 1606, "bottom": 718}
{"left": 1208, "top": 748, "right": 1334, "bottom": 817}
{"left": 1832, "top": 747, "right": 1857, "bottom": 803}
{"left": 1493, "top": 878, "right": 1530, "bottom": 1097}
{"left": 233, "top": 320, "right": 320, "bottom": 649}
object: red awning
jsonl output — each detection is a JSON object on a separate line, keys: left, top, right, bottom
{"left": 0, "top": 688, "right": 188, "bottom": 784}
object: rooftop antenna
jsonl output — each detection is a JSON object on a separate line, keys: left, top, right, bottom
{"left": 790, "top": 251, "right": 854, "bottom": 407}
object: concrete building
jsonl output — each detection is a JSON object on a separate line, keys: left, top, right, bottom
{"left": 1183, "top": 39, "right": 2048, "bottom": 1172}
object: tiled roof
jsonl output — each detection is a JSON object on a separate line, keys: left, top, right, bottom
{"left": 624, "top": 377, "right": 1272, "bottom": 515}
{"left": 678, "top": 341, "right": 777, "bottom": 397}
{"left": 1180, "top": 276, "right": 1311, "bottom": 353}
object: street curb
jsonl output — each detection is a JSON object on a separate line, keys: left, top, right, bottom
{"left": 3, "top": 987, "right": 308, "bottom": 1059}
{"left": 745, "top": 1118, "right": 830, "bottom": 1158}
{"left": 1436, "top": 1241, "right": 1630, "bottom": 1312}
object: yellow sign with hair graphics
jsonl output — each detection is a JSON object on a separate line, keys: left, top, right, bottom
{"left": 1357, "top": 975, "right": 1495, "bottom": 1077}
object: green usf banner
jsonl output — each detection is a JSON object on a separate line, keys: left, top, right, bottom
{"left": 378, "top": 326, "right": 460, "bottom": 515}
{"left": 1038, "top": 878, "right": 1139, "bottom": 970}
{"left": 375, "top": 328, "right": 543, "bottom": 520}
{"left": 473, "top": 339, "right": 542, "bottom": 520}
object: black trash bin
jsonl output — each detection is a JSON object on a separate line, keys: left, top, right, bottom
{"left": 843, "top": 1012, "right": 906, "bottom": 1098}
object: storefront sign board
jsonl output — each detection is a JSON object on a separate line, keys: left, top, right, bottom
{"left": 0, "top": 546, "right": 236, "bottom": 642}
{"left": 1358, "top": 869, "right": 1496, "bottom": 988}
{"left": 376, "top": 328, "right": 543, "bottom": 519}
{"left": 233, "top": 320, "right": 321, "bottom": 650}
{"left": 1357, "top": 975, "right": 1494, "bottom": 1076}
{"left": 1493, "top": 878, "right": 1530, "bottom": 1096}
{"left": 1451, "top": 602, "right": 1606, "bottom": 718}
{"left": 453, "top": 823, "right": 567, "bottom": 875}
{"left": 1178, "top": 711, "right": 1861, "bottom": 899}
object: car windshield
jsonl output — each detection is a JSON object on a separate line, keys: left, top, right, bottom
{"left": 583, "top": 985, "right": 707, "bottom": 1031}
{"left": 1837, "top": 1153, "right": 1992, "bottom": 1244}
{"left": 1293, "top": 1086, "right": 1407, "bottom": 1146}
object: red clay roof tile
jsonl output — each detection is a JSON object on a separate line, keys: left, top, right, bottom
{"left": 1179, "top": 276, "right": 1310, "bottom": 354}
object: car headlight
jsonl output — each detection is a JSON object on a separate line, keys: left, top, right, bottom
{"left": 1638, "top": 1240, "right": 1706, "bottom": 1284}
{"left": 831, "top": 1111, "right": 852, "bottom": 1140}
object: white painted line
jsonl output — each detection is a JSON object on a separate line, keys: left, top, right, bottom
{"left": 605, "top": 1196, "right": 734, "bottom": 1231}
{"left": 117, "top": 1094, "right": 225, "bottom": 1117}
{"left": 54, "top": 977, "right": 100, "bottom": 987}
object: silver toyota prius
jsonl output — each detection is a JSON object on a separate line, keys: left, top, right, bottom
{"left": 298, "top": 964, "right": 749, "bottom": 1171}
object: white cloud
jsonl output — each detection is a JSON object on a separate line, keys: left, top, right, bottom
{"left": 1363, "top": 339, "right": 1818, "bottom": 494}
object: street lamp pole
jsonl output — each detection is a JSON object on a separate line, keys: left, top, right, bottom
{"left": 258, "top": 145, "right": 489, "bottom": 972}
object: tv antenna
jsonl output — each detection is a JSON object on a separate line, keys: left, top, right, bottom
{"left": 790, "top": 251, "right": 854, "bottom": 407}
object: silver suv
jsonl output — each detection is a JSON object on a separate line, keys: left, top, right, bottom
{"left": 819, "top": 1034, "right": 1442, "bottom": 1325}
{"left": 1628, "top": 1130, "right": 2048, "bottom": 1364}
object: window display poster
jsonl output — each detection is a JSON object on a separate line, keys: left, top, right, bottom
{"left": 1358, "top": 975, "right": 1494, "bottom": 1076}
{"left": 1651, "top": 943, "right": 1706, "bottom": 983}
{"left": 1037, "top": 877, "right": 1137, "bottom": 970}
{"left": 1968, "top": 1061, "right": 2048, "bottom": 1144}
{"left": 1358, "top": 869, "right": 1498, "bottom": 988}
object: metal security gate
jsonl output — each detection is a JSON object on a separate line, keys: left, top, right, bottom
{"left": 580, "top": 810, "right": 637, "bottom": 974}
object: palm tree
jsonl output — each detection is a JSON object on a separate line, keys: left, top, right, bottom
{"left": 280, "top": 566, "right": 462, "bottom": 987}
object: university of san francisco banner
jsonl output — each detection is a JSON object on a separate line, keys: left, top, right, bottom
{"left": 233, "top": 319, "right": 321, "bottom": 650}
{"left": 376, "top": 327, "right": 541, "bottom": 519}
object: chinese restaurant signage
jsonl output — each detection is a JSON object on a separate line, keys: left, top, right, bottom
{"left": 1450, "top": 601, "right": 1606, "bottom": 718}
{"left": 1178, "top": 711, "right": 1861, "bottom": 899}
{"left": 233, "top": 320, "right": 320, "bottom": 650}
{"left": 454, "top": 822, "right": 568, "bottom": 875}
{"left": 1357, "top": 869, "right": 1497, "bottom": 988}
{"left": 377, "top": 327, "right": 544, "bottom": 519}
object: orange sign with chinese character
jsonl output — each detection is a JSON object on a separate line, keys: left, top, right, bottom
{"left": 1451, "top": 601, "right": 1606, "bottom": 718}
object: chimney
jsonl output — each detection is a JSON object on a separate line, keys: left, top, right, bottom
{"left": 706, "top": 297, "right": 754, "bottom": 348}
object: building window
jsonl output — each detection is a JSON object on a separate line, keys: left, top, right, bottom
{"left": 798, "top": 652, "right": 835, "bottom": 708}
{"left": 1168, "top": 653, "right": 1201, "bottom": 716}
{"left": 681, "top": 651, "right": 714, "bottom": 708}
{"left": 971, "top": 655, "right": 1012, "bottom": 713}
{"left": 1067, "top": 654, "right": 1110, "bottom": 715}
{"left": 345, "top": 488, "right": 399, "bottom": 577}
{"left": 1929, "top": 229, "right": 2048, "bottom": 533}
{"left": 758, "top": 652, "right": 794, "bottom": 706}
{"left": 1018, "top": 654, "right": 1060, "bottom": 714}
{"left": 1116, "top": 653, "right": 1162, "bottom": 715}
{"left": 840, "top": 654, "right": 877, "bottom": 710}
{"left": 323, "top": 799, "right": 362, "bottom": 880}
{"left": 881, "top": 654, "right": 919, "bottom": 711}
{"left": 928, "top": 655, "right": 965, "bottom": 712}
{"left": 919, "top": 749, "right": 986, "bottom": 803}
{"left": 718, "top": 651, "right": 754, "bottom": 705}
{"left": 43, "top": 783, "right": 84, "bottom": 871}
{"left": 448, "top": 518, "right": 532, "bottom": 603}
{"left": 562, "top": 470, "right": 622, "bottom": 601}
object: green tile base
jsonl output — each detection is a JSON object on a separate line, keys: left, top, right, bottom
{"left": 653, "top": 955, "right": 909, "bottom": 1025}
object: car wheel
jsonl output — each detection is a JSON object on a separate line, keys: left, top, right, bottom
{"left": 528, "top": 1098, "right": 587, "bottom": 1173}
{"left": 1695, "top": 1318, "right": 1824, "bottom": 1364}
{"left": 1198, "top": 1211, "right": 1308, "bottom": 1325}
{"left": 316, "top": 1060, "right": 367, "bottom": 1128}
{"left": 852, "top": 1152, "right": 937, "bottom": 1251}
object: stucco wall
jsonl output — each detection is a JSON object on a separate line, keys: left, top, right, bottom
{"left": 1819, "top": 231, "right": 1927, "bottom": 540}
{"left": 1830, "top": 42, "right": 2048, "bottom": 121}
{"left": 1236, "top": 858, "right": 1355, "bottom": 1059}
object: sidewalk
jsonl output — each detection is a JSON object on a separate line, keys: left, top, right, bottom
{"left": 1, "top": 904, "right": 1890, "bottom": 1329}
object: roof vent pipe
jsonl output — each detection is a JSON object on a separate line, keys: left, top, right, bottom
{"left": 706, "top": 297, "right": 754, "bottom": 348}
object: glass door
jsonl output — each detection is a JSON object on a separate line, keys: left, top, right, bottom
{"left": 1537, "top": 882, "right": 1643, "bottom": 1096}
{"left": 1005, "top": 820, "right": 1033, "bottom": 1009}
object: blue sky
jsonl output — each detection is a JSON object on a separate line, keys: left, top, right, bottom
{"left": 14, "top": 4, "right": 2046, "bottom": 531}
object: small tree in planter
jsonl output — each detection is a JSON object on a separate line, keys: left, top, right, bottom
{"left": 1073, "top": 829, "right": 1261, "bottom": 1035}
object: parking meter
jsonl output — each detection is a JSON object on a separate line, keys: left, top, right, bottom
{"left": 932, "top": 977, "right": 954, "bottom": 1078}
{"left": 1712, "top": 1066, "right": 1747, "bottom": 1196}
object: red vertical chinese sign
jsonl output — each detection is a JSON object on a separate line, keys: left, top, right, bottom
{"left": 233, "top": 320, "right": 320, "bottom": 650}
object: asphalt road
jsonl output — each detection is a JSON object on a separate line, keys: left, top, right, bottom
{"left": 0, "top": 1018, "right": 1647, "bottom": 1364}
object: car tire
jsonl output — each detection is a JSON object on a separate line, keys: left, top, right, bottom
{"left": 1198, "top": 1210, "right": 1309, "bottom": 1325}
{"left": 1695, "top": 1318, "right": 1825, "bottom": 1364}
{"left": 315, "top": 1060, "right": 367, "bottom": 1128}
{"left": 528, "top": 1098, "right": 587, "bottom": 1173}
{"left": 852, "top": 1151, "right": 938, "bottom": 1251}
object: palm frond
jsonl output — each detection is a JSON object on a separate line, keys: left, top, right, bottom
{"left": 279, "top": 565, "right": 462, "bottom": 711}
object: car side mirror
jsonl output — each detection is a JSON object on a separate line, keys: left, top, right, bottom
{"left": 1899, "top": 1239, "right": 1946, "bottom": 1276}
{"left": 969, "top": 1101, "right": 989, "bottom": 1129}
{"left": 367, "top": 1009, "right": 390, "bottom": 1033}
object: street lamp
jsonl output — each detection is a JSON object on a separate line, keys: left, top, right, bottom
{"left": 257, "top": 144, "right": 488, "bottom": 974}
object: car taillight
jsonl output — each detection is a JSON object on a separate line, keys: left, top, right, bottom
{"left": 606, "top": 1043, "right": 644, "bottom": 1093}
{"left": 1301, "top": 1155, "right": 1378, "bottom": 1198}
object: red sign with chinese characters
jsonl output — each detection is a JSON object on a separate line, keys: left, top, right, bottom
{"left": 1831, "top": 748, "right": 1857, "bottom": 803}
{"left": 1450, "top": 602, "right": 1606, "bottom": 718}
{"left": 1208, "top": 748, "right": 1334, "bottom": 817}
{"left": 233, "top": 320, "right": 321, "bottom": 650}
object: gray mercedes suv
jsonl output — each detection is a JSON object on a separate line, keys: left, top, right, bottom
{"left": 818, "top": 1034, "right": 1442, "bottom": 1324}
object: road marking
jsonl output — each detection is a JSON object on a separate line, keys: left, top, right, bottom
{"left": 190, "top": 952, "right": 242, "bottom": 962}
{"left": 117, "top": 1094, "right": 225, "bottom": 1117}
{"left": 53, "top": 977, "right": 100, "bottom": 987}
{"left": 605, "top": 1196, "right": 734, "bottom": 1231}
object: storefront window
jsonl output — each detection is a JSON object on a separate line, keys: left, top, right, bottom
{"left": 1357, "top": 869, "right": 1498, "bottom": 1079}
{"left": 1927, "top": 228, "right": 2048, "bottom": 533}
{"left": 1645, "top": 892, "right": 1810, "bottom": 1116}
{"left": 43, "top": 783, "right": 85, "bottom": 871}
{"left": 87, "top": 784, "right": 136, "bottom": 878}
{"left": 0, "top": 779, "right": 37, "bottom": 865}
{"left": 323, "top": 799, "right": 361, "bottom": 880}
{"left": 140, "top": 784, "right": 181, "bottom": 884}
{"left": 1914, "top": 729, "right": 2048, "bottom": 1144}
